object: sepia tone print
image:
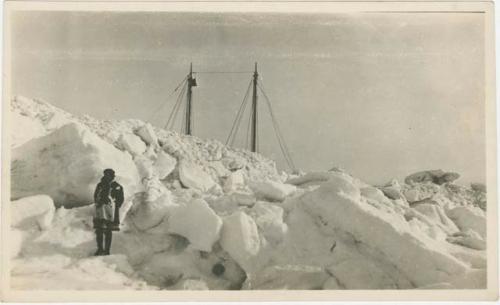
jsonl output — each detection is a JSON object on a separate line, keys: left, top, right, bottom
{"left": 2, "top": 1, "right": 497, "bottom": 302}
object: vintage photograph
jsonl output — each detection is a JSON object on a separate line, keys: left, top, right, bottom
{"left": 2, "top": 1, "right": 497, "bottom": 301}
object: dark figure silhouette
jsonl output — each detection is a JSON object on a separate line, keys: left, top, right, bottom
{"left": 93, "top": 168, "right": 124, "bottom": 256}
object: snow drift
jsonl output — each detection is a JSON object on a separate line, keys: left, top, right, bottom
{"left": 11, "top": 122, "right": 141, "bottom": 207}
{"left": 9, "top": 96, "right": 488, "bottom": 290}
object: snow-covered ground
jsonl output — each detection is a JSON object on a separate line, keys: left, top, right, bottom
{"left": 9, "top": 95, "right": 487, "bottom": 290}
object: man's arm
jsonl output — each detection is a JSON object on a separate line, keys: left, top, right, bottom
{"left": 113, "top": 183, "right": 124, "bottom": 207}
{"left": 94, "top": 183, "right": 101, "bottom": 204}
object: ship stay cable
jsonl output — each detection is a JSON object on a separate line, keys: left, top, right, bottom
{"left": 164, "top": 80, "right": 188, "bottom": 130}
{"left": 258, "top": 81, "right": 297, "bottom": 171}
{"left": 180, "top": 98, "right": 186, "bottom": 135}
{"left": 245, "top": 102, "right": 254, "bottom": 150}
{"left": 148, "top": 76, "right": 188, "bottom": 123}
{"left": 193, "top": 71, "right": 253, "bottom": 74}
{"left": 165, "top": 79, "right": 188, "bottom": 130}
{"left": 225, "top": 79, "right": 253, "bottom": 146}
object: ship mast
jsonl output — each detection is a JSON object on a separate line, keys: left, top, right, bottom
{"left": 250, "top": 62, "right": 258, "bottom": 152}
{"left": 185, "top": 63, "right": 196, "bottom": 135}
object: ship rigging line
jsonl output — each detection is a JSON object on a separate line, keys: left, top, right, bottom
{"left": 245, "top": 101, "right": 253, "bottom": 150}
{"left": 148, "top": 76, "right": 188, "bottom": 123}
{"left": 180, "top": 93, "right": 186, "bottom": 135}
{"left": 193, "top": 71, "right": 253, "bottom": 74}
{"left": 258, "top": 81, "right": 297, "bottom": 171}
{"left": 165, "top": 79, "right": 188, "bottom": 130}
{"left": 225, "top": 79, "right": 253, "bottom": 146}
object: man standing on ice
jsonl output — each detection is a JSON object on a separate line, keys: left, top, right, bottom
{"left": 93, "top": 168, "right": 124, "bottom": 256}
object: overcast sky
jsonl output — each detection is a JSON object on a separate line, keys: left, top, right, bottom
{"left": 11, "top": 11, "right": 485, "bottom": 185}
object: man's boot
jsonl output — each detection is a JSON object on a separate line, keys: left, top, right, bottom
{"left": 94, "top": 229, "right": 104, "bottom": 256}
{"left": 103, "top": 230, "right": 112, "bottom": 255}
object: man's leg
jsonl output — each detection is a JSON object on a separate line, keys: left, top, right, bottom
{"left": 104, "top": 229, "right": 112, "bottom": 255}
{"left": 94, "top": 228, "right": 104, "bottom": 256}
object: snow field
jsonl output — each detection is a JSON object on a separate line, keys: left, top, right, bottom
{"left": 9, "top": 95, "right": 488, "bottom": 290}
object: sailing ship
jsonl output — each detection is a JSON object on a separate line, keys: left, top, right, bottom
{"left": 158, "top": 63, "right": 296, "bottom": 171}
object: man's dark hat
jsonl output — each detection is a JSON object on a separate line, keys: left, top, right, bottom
{"left": 103, "top": 168, "right": 115, "bottom": 176}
